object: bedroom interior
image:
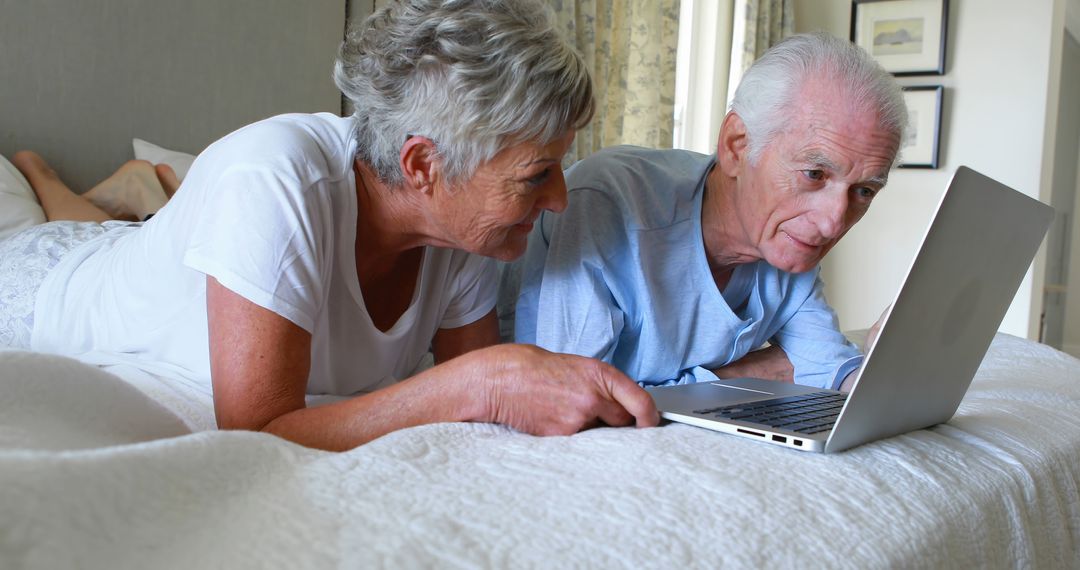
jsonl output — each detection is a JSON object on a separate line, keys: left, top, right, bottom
{"left": 1, "top": 0, "right": 1078, "bottom": 567}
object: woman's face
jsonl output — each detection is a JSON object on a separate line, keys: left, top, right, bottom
{"left": 430, "top": 131, "right": 575, "bottom": 261}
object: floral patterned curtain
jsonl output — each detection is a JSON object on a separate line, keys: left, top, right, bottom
{"left": 550, "top": 0, "right": 682, "bottom": 163}
{"left": 738, "top": 0, "right": 793, "bottom": 73}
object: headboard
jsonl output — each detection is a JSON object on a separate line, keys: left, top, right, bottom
{"left": 0, "top": 0, "right": 370, "bottom": 193}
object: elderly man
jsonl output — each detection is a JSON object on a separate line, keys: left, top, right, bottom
{"left": 513, "top": 32, "right": 905, "bottom": 391}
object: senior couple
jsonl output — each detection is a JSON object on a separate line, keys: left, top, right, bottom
{"left": 0, "top": 0, "right": 904, "bottom": 451}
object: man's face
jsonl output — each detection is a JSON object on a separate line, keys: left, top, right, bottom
{"left": 732, "top": 84, "right": 900, "bottom": 274}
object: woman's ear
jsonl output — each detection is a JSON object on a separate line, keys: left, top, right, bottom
{"left": 716, "top": 112, "right": 749, "bottom": 178}
{"left": 399, "top": 136, "right": 439, "bottom": 194}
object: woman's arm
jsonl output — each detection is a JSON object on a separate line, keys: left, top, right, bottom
{"left": 432, "top": 310, "right": 500, "bottom": 364}
{"left": 207, "top": 278, "right": 658, "bottom": 451}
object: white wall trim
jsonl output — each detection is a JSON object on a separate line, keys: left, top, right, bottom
{"left": 673, "top": 0, "right": 735, "bottom": 154}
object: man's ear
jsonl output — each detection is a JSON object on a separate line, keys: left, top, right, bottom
{"left": 716, "top": 112, "right": 749, "bottom": 178}
{"left": 400, "top": 136, "right": 440, "bottom": 194}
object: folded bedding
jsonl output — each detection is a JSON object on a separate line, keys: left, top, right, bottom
{"left": 1, "top": 334, "right": 1078, "bottom": 568}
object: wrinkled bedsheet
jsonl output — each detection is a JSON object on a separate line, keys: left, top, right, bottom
{"left": 1, "top": 334, "right": 1078, "bottom": 569}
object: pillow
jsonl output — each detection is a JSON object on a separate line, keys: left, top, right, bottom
{"left": 0, "top": 154, "right": 46, "bottom": 241}
{"left": 132, "top": 138, "right": 197, "bottom": 182}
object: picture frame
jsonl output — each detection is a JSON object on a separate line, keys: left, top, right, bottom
{"left": 850, "top": 0, "right": 949, "bottom": 76}
{"left": 898, "top": 85, "right": 943, "bottom": 169}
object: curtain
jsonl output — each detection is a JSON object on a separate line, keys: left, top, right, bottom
{"left": 724, "top": 0, "right": 793, "bottom": 109}
{"left": 736, "top": 0, "right": 793, "bottom": 73}
{"left": 550, "top": 0, "right": 682, "bottom": 163}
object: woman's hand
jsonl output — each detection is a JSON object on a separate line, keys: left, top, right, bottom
{"left": 447, "top": 344, "right": 660, "bottom": 435}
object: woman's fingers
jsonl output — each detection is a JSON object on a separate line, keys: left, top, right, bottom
{"left": 594, "top": 399, "right": 635, "bottom": 427}
{"left": 596, "top": 362, "right": 660, "bottom": 428}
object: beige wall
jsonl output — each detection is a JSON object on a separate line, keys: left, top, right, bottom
{"left": 795, "top": 0, "right": 1065, "bottom": 339}
{"left": 1063, "top": 31, "right": 1080, "bottom": 357}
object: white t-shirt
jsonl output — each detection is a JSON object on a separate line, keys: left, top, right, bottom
{"left": 32, "top": 113, "right": 496, "bottom": 395}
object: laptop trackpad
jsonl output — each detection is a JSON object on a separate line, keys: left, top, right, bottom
{"left": 712, "top": 378, "right": 822, "bottom": 398}
{"left": 649, "top": 377, "right": 820, "bottom": 412}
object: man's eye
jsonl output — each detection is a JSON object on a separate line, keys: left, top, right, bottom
{"left": 856, "top": 187, "right": 877, "bottom": 199}
{"left": 802, "top": 169, "right": 824, "bottom": 181}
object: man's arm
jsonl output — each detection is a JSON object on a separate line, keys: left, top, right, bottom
{"left": 769, "top": 274, "right": 863, "bottom": 390}
{"left": 713, "top": 345, "right": 794, "bottom": 382}
{"left": 515, "top": 195, "right": 625, "bottom": 363}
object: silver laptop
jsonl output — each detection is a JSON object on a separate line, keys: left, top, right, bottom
{"left": 647, "top": 166, "right": 1054, "bottom": 453}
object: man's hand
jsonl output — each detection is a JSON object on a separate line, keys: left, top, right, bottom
{"left": 839, "top": 370, "right": 857, "bottom": 392}
{"left": 864, "top": 305, "right": 890, "bottom": 353}
{"left": 838, "top": 306, "right": 892, "bottom": 393}
{"left": 459, "top": 344, "right": 660, "bottom": 436}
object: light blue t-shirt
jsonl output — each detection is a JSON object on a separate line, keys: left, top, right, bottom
{"left": 515, "top": 146, "right": 862, "bottom": 389}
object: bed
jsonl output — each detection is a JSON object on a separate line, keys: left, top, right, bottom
{"left": 2, "top": 1, "right": 1080, "bottom": 568}
{"left": 2, "top": 333, "right": 1079, "bottom": 568}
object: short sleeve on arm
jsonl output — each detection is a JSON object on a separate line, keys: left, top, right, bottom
{"left": 183, "top": 167, "right": 335, "bottom": 333}
{"left": 771, "top": 273, "right": 863, "bottom": 390}
{"left": 439, "top": 253, "right": 498, "bottom": 329}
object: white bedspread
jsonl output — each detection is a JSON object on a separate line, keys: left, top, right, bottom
{"left": 2, "top": 334, "right": 1079, "bottom": 569}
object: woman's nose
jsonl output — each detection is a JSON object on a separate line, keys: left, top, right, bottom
{"left": 542, "top": 173, "right": 569, "bottom": 213}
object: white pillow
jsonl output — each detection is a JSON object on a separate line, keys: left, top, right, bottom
{"left": 132, "top": 138, "right": 197, "bottom": 182}
{"left": 0, "top": 154, "right": 46, "bottom": 241}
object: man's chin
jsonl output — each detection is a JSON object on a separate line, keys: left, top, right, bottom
{"left": 766, "top": 253, "right": 822, "bottom": 274}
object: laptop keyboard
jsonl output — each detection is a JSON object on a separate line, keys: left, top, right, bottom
{"left": 694, "top": 391, "right": 847, "bottom": 435}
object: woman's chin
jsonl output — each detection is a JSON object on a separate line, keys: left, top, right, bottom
{"left": 484, "top": 233, "right": 529, "bottom": 261}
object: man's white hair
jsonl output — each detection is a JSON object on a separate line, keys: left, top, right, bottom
{"left": 729, "top": 32, "right": 907, "bottom": 165}
{"left": 334, "top": 0, "right": 594, "bottom": 186}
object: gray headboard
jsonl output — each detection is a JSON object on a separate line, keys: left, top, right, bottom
{"left": 0, "top": 0, "right": 371, "bottom": 193}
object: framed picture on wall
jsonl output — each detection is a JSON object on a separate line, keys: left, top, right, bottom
{"left": 850, "top": 0, "right": 949, "bottom": 75}
{"left": 899, "top": 85, "right": 943, "bottom": 168}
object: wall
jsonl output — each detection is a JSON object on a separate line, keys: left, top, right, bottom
{"left": 795, "top": 0, "right": 1064, "bottom": 339}
{"left": 1044, "top": 29, "right": 1080, "bottom": 350}
{"left": 1064, "top": 31, "right": 1080, "bottom": 357}
{"left": 0, "top": 0, "right": 345, "bottom": 194}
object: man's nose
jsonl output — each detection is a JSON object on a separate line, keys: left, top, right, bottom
{"left": 817, "top": 186, "right": 849, "bottom": 239}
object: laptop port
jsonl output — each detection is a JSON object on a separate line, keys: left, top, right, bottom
{"left": 737, "top": 428, "right": 765, "bottom": 437}
{"left": 772, "top": 435, "right": 787, "bottom": 443}
{"left": 794, "top": 439, "right": 803, "bottom": 447}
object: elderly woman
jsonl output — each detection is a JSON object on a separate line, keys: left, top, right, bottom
{"left": 0, "top": 0, "right": 658, "bottom": 450}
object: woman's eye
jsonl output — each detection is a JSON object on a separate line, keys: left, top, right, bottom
{"left": 802, "top": 169, "right": 824, "bottom": 181}
{"left": 525, "top": 169, "right": 551, "bottom": 187}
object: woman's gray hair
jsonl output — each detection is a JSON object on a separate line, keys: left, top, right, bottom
{"left": 729, "top": 32, "right": 907, "bottom": 165}
{"left": 334, "top": 0, "right": 594, "bottom": 186}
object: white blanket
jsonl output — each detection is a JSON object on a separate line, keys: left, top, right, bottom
{"left": 2, "top": 334, "right": 1079, "bottom": 568}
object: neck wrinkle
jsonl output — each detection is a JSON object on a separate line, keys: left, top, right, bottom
{"left": 701, "top": 164, "right": 758, "bottom": 278}
{"left": 353, "top": 161, "right": 429, "bottom": 270}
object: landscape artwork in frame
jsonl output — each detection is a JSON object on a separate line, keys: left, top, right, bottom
{"left": 851, "top": 0, "right": 948, "bottom": 75}
{"left": 899, "top": 85, "right": 943, "bottom": 168}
